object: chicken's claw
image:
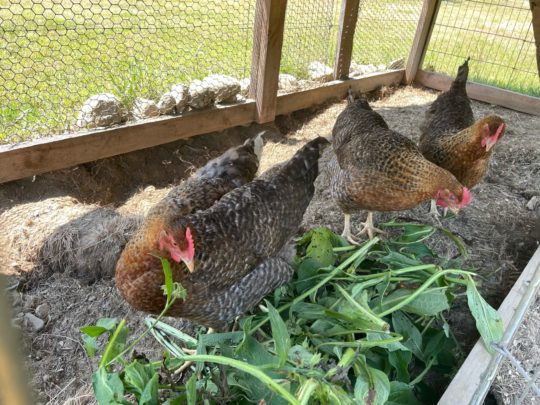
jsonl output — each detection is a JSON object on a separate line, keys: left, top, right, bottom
{"left": 357, "top": 212, "right": 386, "bottom": 240}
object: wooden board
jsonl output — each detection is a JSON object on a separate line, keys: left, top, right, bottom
{"left": 404, "top": 0, "right": 440, "bottom": 84}
{"left": 0, "top": 102, "right": 257, "bottom": 184}
{"left": 276, "top": 70, "right": 404, "bottom": 115}
{"left": 250, "top": 0, "right": 288, "bottom": 123}
{"left": 416, "top": 69, "right": 540, "bottom": 115}
{"left": 0, "top": 71, "right": 404, "bottom": 184}
{"left": 333, "top": 0, "right": 360, "bottom": 80}
{"left": 438, "top": 246, "right": 540, "bottom": 404}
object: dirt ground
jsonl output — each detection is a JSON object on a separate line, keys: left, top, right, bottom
{"left": 0, "top": 86, "right": 538, "bottom": 404}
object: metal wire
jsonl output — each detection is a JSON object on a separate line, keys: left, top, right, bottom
{"left": 352, "top": 0, "right": 423, "bottom": 66}
{"left": 0, "top": 0, "right": 255, "bottom": 144}
{"left": 423, "top": 0, "right": 539, "bottom": 97}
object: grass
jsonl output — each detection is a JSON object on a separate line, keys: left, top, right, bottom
{"left": 0, "top": 0, "right": 538, "bottom": 143}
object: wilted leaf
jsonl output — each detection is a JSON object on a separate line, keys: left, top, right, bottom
{"left": 92, "top": 368, "right": 125, "bottom": 405}
{"left": 354, "top": 363, "right": 391, "bottom": 405}
{"left": 388, "top": 350, "right": 412, "bottom": 383}
{"left": 466, "top": 278, "right": 504, "bottom": 353}
{"left": 387, "top": 381, "right": 421, "bottom": 405}
{"left": 186, "top": 373, "right": 197, "bottom": 405}
{"left": 123, "top": 361, "right": 154, "bottom": 397}
{"left": 392, "top": 312, "right": 423, "bottom": 361}
{"left": 80, "top": 325, "right": 108, "bottom": 337}
{"left": 381, "top": 288, "right": 449, "bottom": 316}
{"left": 140, "top": 373, "right": 158, "bottom": 405}
{"left": 305, "top": 228, "right": 336, "bottom": 267}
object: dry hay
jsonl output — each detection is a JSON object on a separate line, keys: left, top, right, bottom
{"left": 492, "top": 293, "right": 540, "bottom": 404}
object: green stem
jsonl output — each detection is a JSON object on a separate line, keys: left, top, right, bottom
{"left": 249, "top": 237, "right": 380, "bottom": 334}
{"left": 376, "top": 269, "right": 474, "bottom": 317}
{"left": 316, "top": 335, "right": 403, "bottom": 349}
{"left": 177, "top": 354, "right": 300, "bottom": 405}
{"left": 410, "top": 357, "right": 436, "bottom": 386}
{"left": 99, "top": 319, "right": 126, "bottom": 368}
{"left": 334, "top": 284, "right": 389, "bottom": 330}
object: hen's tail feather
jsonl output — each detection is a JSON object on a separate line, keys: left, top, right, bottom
{"left": 195, "top": 132, "right": 264, "bottom": 187}
{"left": 452, "top": 57, "right": 470, "bottom": 89}
{"left": 280, "top": 137, "right": 329, "bottom": 180}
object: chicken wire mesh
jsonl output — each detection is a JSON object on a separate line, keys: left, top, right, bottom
{"left": 423, "top": 0, "right": 539, "bottom": 97}
{"left": 351, "top": 0, "right": 423, "bottom": 74}
{"left": 0, "top": 0, "right": 255, "bottom": 144}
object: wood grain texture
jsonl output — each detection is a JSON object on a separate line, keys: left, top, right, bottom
{"left": 438, "top": 247, "right": 540, "bottom": 405}
{"left": 333, "top": 0, "right": 360, "bottom": 80}
{"left": 0, "top": 71, "right": 404, "bottom": 184}
{"left": 416, "top": 69, "right": 540, "bottom": 115}
{"left": 250, "top": 0, "right": 288, "bottom": 123}
{"left": 531, "top": 1, "right": 540, "bottom": 76}
{"left": 405, "top": 0, "right": 440, "bottom": 84}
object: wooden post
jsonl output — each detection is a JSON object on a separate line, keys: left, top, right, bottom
{"left": 531, "top": 1, "right": 540, "bottom": 77}
{"left": 404, "top": 0, "right": 440, "bottom": 84}
{"left": 333, "top": 0, "right": 360, "bottom": 80}
{"left": 249, "top": 0, "right": 288, "bottom": 123}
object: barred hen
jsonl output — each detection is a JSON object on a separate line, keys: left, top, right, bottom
{"left": 419, "top": 59, "right": 506, "bottom": 213}
{"left": 115, "top": 137, "right": 329, "bottom": 329}
{"left": 330, "top": 93, "right": 471, "bottom": 243}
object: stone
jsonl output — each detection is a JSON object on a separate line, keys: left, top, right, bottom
{"left": 377, "top": 64, "right": 386, "bottom": 71}
{"left": 75, "top": 93, "right": 127, "bottom": 129}
{"left": 278, "top": 74, "right": 298, "bottom": 91}
{"left": 156, "top": 92, "right": 176, "bottom": 115}
{"left": 133, "top": 98, "right": 160, "bottom": 120}
{"left": 308, "top": 61, "right": 333, "bottom": 81}
{"left": 349, "top": 62, "right": 378, "bottom": 77}
{"left": 24, "top": 313, "right": 44, "bottom": 332}
{"left": 35, "top": 303, "right": 50, "bottom": 319}
{"left": 204, "top": 74, "right": 241, "bottom": 103}
{"left": 526, "top": 196, "right": 539, "bottom": 211}
{"left": 188, "top": 79, "right": 216, "bottom": 109}
{"left": 170, "top": 84, "right": 190, "bottom": 112}
{"left": 388, "top": 57, "right": 405, "bottom": 70}
{"left": 239, "top": 78, "right": 250, "bottom": 96}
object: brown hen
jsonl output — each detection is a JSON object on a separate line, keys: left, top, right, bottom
{"left": 419, "top": 59, "right": 506, "bottom": 213}
{"left": 115, "top": 137, "right": 329, "bottom": 329}
{"left": 330, "top": 93, "right": 471, "bottom": 243}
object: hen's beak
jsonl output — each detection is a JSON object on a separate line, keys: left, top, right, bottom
{"left": 484, "top": 137, "right": 497, "bottom": 152}
{"left": 183, "top": 259, "right": 195, "bottom": 273}
{"left": 449, "top": 207, "right": 460, "bottom": 216}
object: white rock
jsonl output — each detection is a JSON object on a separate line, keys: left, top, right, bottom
{"left": 526, "top": 196, "right": 539, "bottom": 211}
{"left": 170, "top": 84, "right": 190, "bottom": 112}
{"left": 35, "top": 303, "right": 49, "bottom": 319}
{"left": 75, "top": 93, "right": 127, "bottom": 129}
{"left": 278, "top": 74, "right": 298, "bottom": 91}
{"left": 133, "top": 98, "right": 160, "bottom": 120}
{"left": 349, "top": 62, "right": 378, "bottom": 77}
{"left": 205, "top": 74, "right": 241, "bottom": 103}
{"left": 308, "top": 61, "right": 333, "bottom": 81}
{"left": 156, "top": 92, "right": 176, "bottom": 115}
{"left": 388, "top": 58, "right": 405, "bottom": 70}
{"left": 377, "top": 64, "right": 386, "bottom": 71}
{"left": 188, "top": 79, "right": 216, "bottom": 109}
{"left": 240, "top": 78, "right": 250, "bottom": 96}
{"left": 24, "top": 313, "right": 44, "bottom": 332}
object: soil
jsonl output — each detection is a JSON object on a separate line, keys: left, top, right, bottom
{"left": 0, "top": 86, "right": 538, "bottom": 404}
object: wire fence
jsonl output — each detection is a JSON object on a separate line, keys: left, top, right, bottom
{"left": 0, "top": 0, "right": 256, "bottom": 144}
{"left": 352, "top": 0, "right": 423, "bottom": 69}
{"left": 423, "top": 0, "right": 539, "bottom": 97}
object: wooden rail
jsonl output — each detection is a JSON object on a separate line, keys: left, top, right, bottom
{"left": 0, "top": 70, "right": 404, "bottom": 184}
{"left": 416, "top": 69, "right": 540, "bottom": 115}
{"left": 405, "top": 0, "right": 440, "bottom": 84}
{"left": 249, "top": 0, "right": 288, "bottom": 123}
{"left": 333, "top": 0, "right": 360, "bottom": 80}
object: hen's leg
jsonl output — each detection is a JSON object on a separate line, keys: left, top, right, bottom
{"left": 358, "top": 212, "right": 386, "bottom": 240}
{"left": 429, "top": 199, "right": 441, "bottom": 217}
{"left": 341, "top": 213, "right": 361, "bottom": 245}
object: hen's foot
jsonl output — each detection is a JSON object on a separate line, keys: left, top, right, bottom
{"left": 341, "top": 213, "right": 361, "bottom": 245}
{"left": 429, "top": 200, "right": 441, "bottom": 217}
{"left": 175, "top": 328, "right": 215, "bottom": 375}
{"left": 357, "top": 212, "right": 386, "bottom": 240}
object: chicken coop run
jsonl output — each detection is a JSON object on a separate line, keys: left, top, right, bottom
{"left": 0, "top": 0, "right": 539, "bottom": 185}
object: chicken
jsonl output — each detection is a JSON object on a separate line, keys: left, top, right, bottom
{"left": 115, "top": 137, "right": 329, "bottom": 329}
{"left": 146, "top": 133, "right": 263, "bottom": 222}
{"left": 330, "top": 93, "right": 472, "bottom": 243}
{"left": 419, "top": 59, "right": 506, "bottom": 214}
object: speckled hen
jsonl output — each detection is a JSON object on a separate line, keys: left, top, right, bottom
{"left": 419, "top": 58, "right": 506, "bottom": 214}
{"left": 115, "top": 137, "right": 329, "bottom": 329}
{"left": 330, "top": 92, "right": 472, "bottom": 243}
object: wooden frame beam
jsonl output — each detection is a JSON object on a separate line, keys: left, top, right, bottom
{"left": 404, "top": 0, "right": 440, "bottom": 84}
{"left": 416, "top": 69, "right": 540, "bottom": 115}
{"left": 0, "top": 71, "right": 404, "bottom": 184}
{"left": 333, "top": 0, "right": 360, "bottom": 80}
{"left": 249, "top": 0, "right": 288, "bottom": 123}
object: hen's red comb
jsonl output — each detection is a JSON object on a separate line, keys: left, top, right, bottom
{"left": 459, "top": 187, "right": 472, "bottom": 207}
{"left": 185, "top": 227, "right": 195, "bottom": 260}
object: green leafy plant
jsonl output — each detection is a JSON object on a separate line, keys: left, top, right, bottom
{"left": 81, "top": 221, "right": 504, "bottom": 404}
